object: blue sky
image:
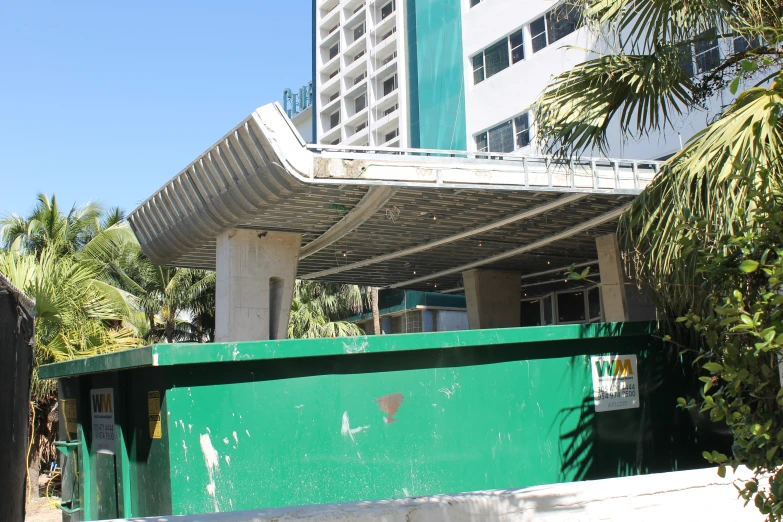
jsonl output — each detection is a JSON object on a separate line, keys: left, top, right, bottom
{"left": 0, "top": 1, "right": 312, "bottom": 218}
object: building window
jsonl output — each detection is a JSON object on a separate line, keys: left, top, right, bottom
{"left": 328, "top": 24, "right": 339, "bottom": 35}
{"left": 531, "top": 2, "right": 582, "bottom": 54}
{"left": 733, "top": 35, "right": 761, "bottom": 54}
{"left": 381, "top": 51, "right": 397, "bottom": 66}
{"left": 557, "top": 291, "right": 587, "bottom": 323}
{"left": 331, "top": 138, "right": 341, "bottom": 145}
{"left": 382, "top": 27, "right": 396, "bottom": 41}
{"left": 385, "top": 128, "right": 399, "bottom": 142}
{"left": 679, "top": 29, "right": 721, "bottom": 77}
{"left": 330, "top": 110, "right": 340, "bottom": 129}
{"left": 678, "top": 43, "right": 694, "bottom": 77}
{"left": 329, "top": 68, "right": 340, "bottom": 79}
{"left": 354, "top": 49, "right": 365, "bottom": 61}
{"left": 475, "top": 133, "right": 488, "bottom": 152}
{"left": 383, "top": 103, "right": 398, "bottom": 117}
{"left": 521, "top": 299, "right": 543, "bottom": 326}
{"left": 381, "top": 1, "right": 395, "bottom": 20}
{"left": 484, "top": 39, "right": 510, "bottom": 79}
{"left": 546, "top": 2, "right": 580, "bottom": 45}
{"left": 383, "top": 74, "right": 398, "bottom": 96}
{"left": 475, "top": 112, "right": 531, "bottom": 153}
{"left": 510, "top": 29, "right": 524, "bottom": 63}
{"left": 488, "top": 120, "right": 514, "bottom": 153}
{"left": 354, "top": 93, "right": 366, "bottom": 113}
{"left": 329, "top": 91, "right": 340, "bottom": 102}
{"left": 472, "top": 55, "right": 485, "bottom": 84}
{"left": 530, "top": 16, "right": 548, "bottom": 53}
{"left": 353, "top": 23, "right": 365, "bottom": 41}
{"left": 354, "top": 72, "right": 366, "bottom": 85}
{"left": 514, "top": 113, "right": 530, "bottom": 148}
{"left": 473, "top": 29, "right": 524, "bottom": 84}
{"left": 356, "top": 121, "right": 367, "bottom": 132}
{"left": 470, "top": 0, "right": 482, "bottom": 6}
{"left": 329, "top": 43, "right": 339, "bottom": 60}
{"left": 354, "top": 2, "right": 365, "bottom": 14}
{"left": 587, "top": 287, "right": 601, "bottom": 321}
{"left": 694, "top": 28, "right": 720, "bottom": 75}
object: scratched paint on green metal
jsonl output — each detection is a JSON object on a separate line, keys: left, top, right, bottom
{"left": 165, "top": 355, "right": 594, "bottom": 513}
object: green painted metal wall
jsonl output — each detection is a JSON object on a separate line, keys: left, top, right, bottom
{"left": 407, "top": 0, "right": 467, "bottom": 150}
{"left": 46, "top": 324, "right": 729, "bottom": 519}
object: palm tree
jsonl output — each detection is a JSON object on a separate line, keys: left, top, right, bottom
{"left": 288, "top": 280, "right": 366, "bottom": 338}
{"left": 534, "top": 0, "right": 782, "bottom": 312}
{"left": 109, "top": 247, "right": 216, "bottom": 343}
{"left": 0, "top": 245, "right": 141, "bottom": 496}
{"left": 0, "top": 194, "right": 106, "bottom": 257}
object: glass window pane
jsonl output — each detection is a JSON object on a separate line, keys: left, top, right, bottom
{"left": 521, "top": 300, "right": 542, "bottom": 326}
{"left": 473, "top": 54, "right": 485, "bottom": 84}
{"left": 515, "top": 113, "right": 530, "bottom": 148}
{"left": 510, "top": 30, "right": 524, "bottom": 63}
{"left": 488, "top": 120, "right": 514, "bottom": 153}
{"left": 531, "top": 17, "right": 547, "bottom": 53}
{"left": 484, "top": 39, "right": 510, "bottom": 79}
{"left": 557, "top": 291, "right": 586, "bottom": 323}
{"left": 694, "top": 29, "right": 720, "bottom": 74}
{"left": 733, "top": 35, "right": 759, "bottom": 54}
{"left": 542, "top": 295, "right": 554, "bottom": 325}
{"left": 475, "top": 133, "right": 488, "bottom": 152}
{"left": 546, "top": 3, "right": 581, "bottom": 45}
{"left": 678, "top": 43, "right": 694, "bottom": 77}
{"left": 355, "top": 94, "right": 366, "bottom": 112}
{"left": 381, "top": 1, "right": 394, "bottom": 19}
{"left": 588, "top": 287, "right": 601, "bottom": 320}
{"left": 470, "top": 0, "right": 481, "bottom": 6}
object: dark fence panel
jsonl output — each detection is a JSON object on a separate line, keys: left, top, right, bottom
{"left": 0, "top": 274, "right": 34, "bottom": 521}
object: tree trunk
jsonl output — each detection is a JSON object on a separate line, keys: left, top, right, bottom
{"left": 371, "top": 287, "right": 381, "bottom": 335}
{"left": 27, "top": 443, "right": 40, "bottom": 500}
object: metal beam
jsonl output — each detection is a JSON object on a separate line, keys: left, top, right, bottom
{"left": 389, "top": 205, "right": 629, "bottom": 289}
{"left": 520, "top": 260, "right": 599, "bottom": 281}
{"left": 301, "top": 193, "right": 588, "bottom": 279}
{"left": 299, "top": 186, "right": 397, "bottom": 259}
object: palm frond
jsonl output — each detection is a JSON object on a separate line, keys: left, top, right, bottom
{"left": 536, "top": 51, "right": 694, "bottom": 157}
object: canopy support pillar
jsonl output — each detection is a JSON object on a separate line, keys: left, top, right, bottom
{"left": 215, "top": 229, "right": 302, "bottom": 342}
{"left": 596, "top": 233, "right": 656, "bottom": 322}
{"left": 462, "top": 269, "right": 521, "bottom": 330}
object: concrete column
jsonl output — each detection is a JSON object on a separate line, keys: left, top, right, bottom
{"left": 215, "top": 229, "right": 302, "bottom": 342}
{"left": 596, "top": 233, "right": 656, "bottom": 322}
{"left": 462, "top": 269, "right": 521, "bottom": 330}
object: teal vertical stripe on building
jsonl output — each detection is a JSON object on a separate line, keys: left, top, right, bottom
{"left": 406, "top": 0, "right": 467, "bottom": 151}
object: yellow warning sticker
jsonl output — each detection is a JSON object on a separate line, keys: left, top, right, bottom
{"left": 148, "top": 391, "right": 161, "bottom": 439}
{"left": 61, "top": 399, "right": 78, "bottom": 439}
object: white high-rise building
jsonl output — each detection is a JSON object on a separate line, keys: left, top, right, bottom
{"left": 314, "top": 0, "right": 410, "bottom": 148}
{"left": 308, "top": 0, "right": 752, "bottom": 159}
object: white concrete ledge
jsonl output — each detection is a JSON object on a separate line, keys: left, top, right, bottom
{"left": 105, "top": 467, "right": 763, "bottom": 522}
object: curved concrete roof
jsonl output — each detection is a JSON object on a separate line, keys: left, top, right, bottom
{"left": 128, "top": 103, "right": 660, "bottom": 292}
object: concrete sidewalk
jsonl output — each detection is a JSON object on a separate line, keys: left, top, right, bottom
{"left": 104, "top": 466, "right": 763, "bottom": 522}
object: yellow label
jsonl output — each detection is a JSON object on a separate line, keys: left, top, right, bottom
{"left": 149, "top": 414, "right": 162, "bottom": 439}
{"left": 148, "top": 391, "right": 161, "bottom": 439}
{"left": 61, "top": 399, "right": 78, "bottom": 438}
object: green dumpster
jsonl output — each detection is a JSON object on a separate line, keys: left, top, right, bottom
{"left": 40, "top": 322, "right": 724, "bottom": 520}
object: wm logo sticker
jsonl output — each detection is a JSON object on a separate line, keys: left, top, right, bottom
{"left": 92, "top": 392, "right": 113, "bottom": 413}
{"left": 594, "top": 358, "right": 634, "bottom": 378}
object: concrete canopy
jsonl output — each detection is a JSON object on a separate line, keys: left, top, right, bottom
{"left": 128, "top": 103, "right": 660, "bottom": 293}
